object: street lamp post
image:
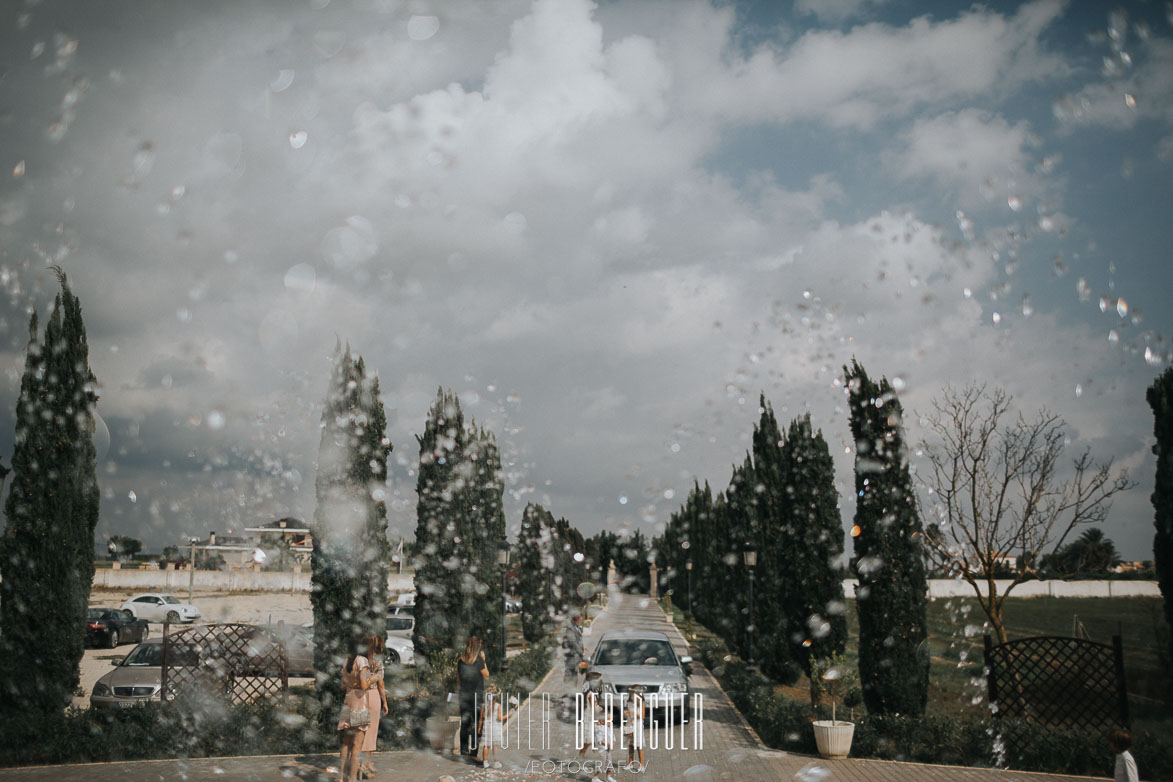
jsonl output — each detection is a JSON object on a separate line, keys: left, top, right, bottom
{"left": 188, "top": 537, "right": 200, "bottom": 605}
{"left": 497, "top": 540, "right": 510, "bottom": 671}
{"left": 685, "top": 560, "right": 693, "bottom": 614}
{"left": 743, "top": 542, "right": 757, "bottom": 669}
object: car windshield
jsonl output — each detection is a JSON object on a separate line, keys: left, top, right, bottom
{"left": 121, "top": 644, "right": 200, "bottom": 667}
{"left": 86, "top": 608, "right": 105, "bottom": 620}
{"left": 163, "top": 597, "right": 181, "bottom": 604}
{"left": 386, "top": 617, "right": 412, "bottom": 632}
{"left": 594, "top": 639, "right": 677, "bottom": 666}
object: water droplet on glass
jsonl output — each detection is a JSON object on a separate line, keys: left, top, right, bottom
{"left": 618, "top": 495, "right": 628, "bottom": 505}
{"left": 128, "top": 491, "right": 137, "bottom": 503}
{"left": 963, "top": 287, "right": 972, "bottom": 299}
{"left": 1108, "top": 330, "right": 1119, "bottom": 345}
{"left": 289, "top": 131, "right": 308, "bottom": 150}
{"left": 1020, "top": 294, "right": 1033, "bottom": 317}
{"left": 1124, "top": 93, "right": 1137, "bottom": 109}
{"left": 206, "top": 410, "right": 226, "bottom": 430}
{"left": 1116, "top": 298, "right": 1128, "bottom": 317}
{"left": 322, "top": 216, "right": 377, "bottom": 269}
{"left": 991, "top": 312, "right": 1001, "bottom": 325}
{"left": 1037, "top": 215, "right": 1055, "bottom": 232}
{"left": 1007, "top": 196, "right": 1022, "bottom": 212}
{"left": 663, "top": 488, "right": 675, "bottom": 499}
{"left": 312, "top": 31, "right": 346, "bottom": 58}
{"left": 408, "top": 15, "right": 440, "bottom": 41}
{"left": 1076, "top": 278, "right": 1091, "bottom": 301}
{"left": 170, "top": 184, "right": 185, "bottom": 201}
{"left": 683, "top": 765, "right": 714, "bottom": 778}
{"left": 503, "top": 212, "right": 527, "bottom": 234}
{"left": 13, "top": 160, "right": 26, "bottom": 178}
{"left": 1075, "top": 384, "right": 1083, "bottom": 398}
{"left": 133, "top": 142, "right": 155, "bottom": 178}
{"left": 284, "top": 263, "right": 316, "bottom": 292}
{"left": 795, "top": 763, "right": 831, "bottom": 782}
{"left": 270, "top": 69, "right": 295, "bottom": 93}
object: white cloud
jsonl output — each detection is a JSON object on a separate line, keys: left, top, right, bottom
{"left": 892, "top": 109, "right": 1042, "bottom": 209}
{"left": 672, "top": 0, "right": 1068, "bottom": 128}
{"left": 1053, "top": 38, "right": 1173, "bottom": 130}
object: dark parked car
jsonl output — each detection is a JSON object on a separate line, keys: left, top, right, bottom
{"left": 85, "top": 607, "right": 150, "bottom": 648}
{"left": 253, "top": 624, "right": 315, "bottom": 677}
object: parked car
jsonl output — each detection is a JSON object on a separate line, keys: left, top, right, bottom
{"left": 85, "top": 607, "right": 150, "bottom": 648}
{"left": 300, "top": 622, "right": 415, "bottom": 667}
{"left": 587, "top": 630, "right": 692, "bottom": 720}
{"left": 121, "top": 593, "right": 201, "bottom": 624}
{"left": 254, "top": 624, "right": 315, "bottom": 677}
{"left": 386, "top": 609, "right": 414, "bottom": 638}
{"left": 90, "top": 637, "right": 200, "bottom": 708}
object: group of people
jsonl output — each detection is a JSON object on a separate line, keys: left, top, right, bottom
{"left": 336, "top": 635, "right": 389, "bottom": 781}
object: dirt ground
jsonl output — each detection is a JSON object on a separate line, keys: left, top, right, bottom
{"left": 75, "top": 589, "right": 313, "bottom": 709}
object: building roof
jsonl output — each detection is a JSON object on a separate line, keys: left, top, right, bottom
{"left": 245, "top": 517, "right": 310, "bottom": 533}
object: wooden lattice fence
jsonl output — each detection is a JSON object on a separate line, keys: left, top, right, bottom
{"left": 162, "top": 623, "right": 289, "bottom": 705}
{"left": 983, "top": 634, "right": 1128, "bottom": 733}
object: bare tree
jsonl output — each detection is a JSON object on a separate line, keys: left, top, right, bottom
{"left": 918, "top": 384, "right": 1134, "bottom": 643}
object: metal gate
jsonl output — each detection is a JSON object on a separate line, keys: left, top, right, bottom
{"left": 162, "top": 623, "right": 289, "bottom": 705}
{"left": 983, "top": 634, "right": 1128, "bottom": 732}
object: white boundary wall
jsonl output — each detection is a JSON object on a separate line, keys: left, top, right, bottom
{"left": 841, "top": 579, "right": 1160, "bottom": 599}
{"left": 90, "top": 568, "right": 1158, "bottom": 598}
{"left": 93, "top": 568, "right": 414, "bottom": 594}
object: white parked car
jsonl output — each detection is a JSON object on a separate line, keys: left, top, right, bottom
{"left": 121, "top": 593, "right": 201, "bottom": 624}
{"left": 300, "top": 621, "right": 415, "bottom": 667}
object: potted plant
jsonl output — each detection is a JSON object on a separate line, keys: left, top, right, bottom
{"left": 420, "top": 651, "right": 461, "bottom": 752}
{"left": 810, "top": 652, "right": 859, "bottom": 759}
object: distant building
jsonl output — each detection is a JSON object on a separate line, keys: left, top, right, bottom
{"left": 244, "top": 517, "right": 313, "bottom": 566}
{"left": 191, "top": 530, "right": 256, "bottom": 567}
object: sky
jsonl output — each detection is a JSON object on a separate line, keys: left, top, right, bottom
{"left": 1, "top": 0, "right": 1171, "bottom": 561}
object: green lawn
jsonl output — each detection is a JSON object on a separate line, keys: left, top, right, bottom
{"left": 693, "top": 596, "right": 1173, "bottom": 727}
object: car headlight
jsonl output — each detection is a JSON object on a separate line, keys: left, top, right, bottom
{"left": 92, "top": 682, "right": 111, "bottom": 697}
{"left": 660, "top": 682, "right": 686, "bottom": 694}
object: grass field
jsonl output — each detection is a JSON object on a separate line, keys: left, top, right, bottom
{"left": 714, "top": 596, "right": 1173, "bottom": 727}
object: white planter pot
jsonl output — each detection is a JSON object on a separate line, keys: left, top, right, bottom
{"left": 425, "top": 716, "right": 461, "bottom": 752}
{"left": 812, "top": 719, "right": 855, "bottom": 759}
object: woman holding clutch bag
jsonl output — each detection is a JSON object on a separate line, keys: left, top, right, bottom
{"left": 337, "top": 636, "right": 373, "bottom": 781}
{"left": 358, "top": 634, "right": 389, "bottom": 778}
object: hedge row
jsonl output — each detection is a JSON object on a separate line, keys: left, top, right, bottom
{"left": 694, "top": 634, "right": 1173, "bottom": 780}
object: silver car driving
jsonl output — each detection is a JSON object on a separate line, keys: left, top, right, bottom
{"left": 587, "top": 629, "right": 693, "bottom": 719}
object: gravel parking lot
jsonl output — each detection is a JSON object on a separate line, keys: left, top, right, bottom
{"left": 75, "top": 589, "right": 313, "bottom": 709}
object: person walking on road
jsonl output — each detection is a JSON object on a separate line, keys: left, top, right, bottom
{"left": 358, "top": 634, "right": 389, "bottom": 778}
{"left": 560, "top": 611, "right": 587, "bottom": 719}
{"left": 457, "top": 636, "right": 490, "bottom": 760}
{"left": 337, "top": 636, "right": 373, "bottom": 782}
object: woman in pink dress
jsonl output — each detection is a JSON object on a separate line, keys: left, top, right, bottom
{"left": 337, "top": 637, "right": 372, "bottom": 781}
{"left": 358, "top": 634, "right": 388, "bottom": 778}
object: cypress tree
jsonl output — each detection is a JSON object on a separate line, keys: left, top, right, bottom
{"left": 844, "top": 359, "right": 929, "bottom": 716}
{"left": 0, "top": 269, "right": 100, "bottom": 712}
{"left": 777, "top": 414, "right": 847, "bottom": 672}
{"left": 1147, "top": 367, "right": 1173, "bottom": 661}
{"left": 517, "top": 503, "right": 555, "bottom": 642}
{"left": 413, "top": 388, "right": 465, "bottom": 662}
{"left": 460, "top": 428, "right": 507, "bottom": 670}
{"left": 310, "top": 346, "right": 391, "bottom": 723}
{"left": 748, "top": 398, "right": 796, "bottom": 682}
